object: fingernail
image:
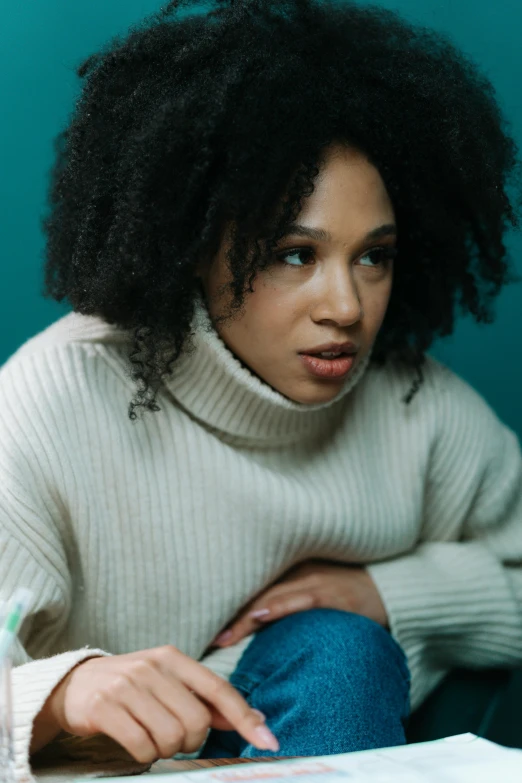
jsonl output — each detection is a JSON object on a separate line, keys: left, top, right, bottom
{"left": 249, "top": 609, "right": 270, "bottom": 619}
{"left": 252, "top": 709, "right": 266, "bottom": 722}
{"left": 254, "top": 724, "right": 280, "bottom": 751}
{"left": 214, "top": 630, "right": 233, "bottom": 645}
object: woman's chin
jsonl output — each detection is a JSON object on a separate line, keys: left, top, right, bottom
{"left": 279, "top": 377, "right": 346, "bottom": 406}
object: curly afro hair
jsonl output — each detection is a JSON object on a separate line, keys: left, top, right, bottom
{"left": 42, "top": 0, "right": 521, "bottom": 420}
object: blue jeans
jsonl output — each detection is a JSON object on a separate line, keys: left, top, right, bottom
{"left": 200, "top": 608, "right": 411, "bottom": 758}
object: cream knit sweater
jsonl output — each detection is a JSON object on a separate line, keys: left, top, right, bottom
{"left": 1, "top": 297, "right": 521, "bottom": 781}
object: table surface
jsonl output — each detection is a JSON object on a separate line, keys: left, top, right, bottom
{"left": 150, "top": 757, "right": 297, "bottom": 773}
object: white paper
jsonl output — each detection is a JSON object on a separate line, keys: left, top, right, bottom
{"left": 75, "top": 734, "right": 522, "bottom": 783}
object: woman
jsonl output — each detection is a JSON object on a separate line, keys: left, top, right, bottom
{"left": 2, "top": 0, "right": 521, "bottom": 779}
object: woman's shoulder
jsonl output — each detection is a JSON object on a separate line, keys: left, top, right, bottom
{"left": 6, "top": 311, "right": 130, "bottom": 363}
{"left": 367, "top": 353, "right": 490, "bottom": 408}
{"left": 365, "top": 353, "right": 514, "bottom": 446}
{"left": 0, "top": 311, "right": 133, "bottom": 414}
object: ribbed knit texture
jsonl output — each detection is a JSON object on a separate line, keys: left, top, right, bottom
{"left": 0, "top": 296, "right": 521, "bottom": 781}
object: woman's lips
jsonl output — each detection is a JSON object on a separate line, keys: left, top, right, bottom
{"left": 299, "top": 353, "right": 355, "bottom": 379}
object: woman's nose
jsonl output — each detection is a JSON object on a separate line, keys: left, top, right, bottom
{"left": 311, "top": 270, "right": 363, "bottom": 327}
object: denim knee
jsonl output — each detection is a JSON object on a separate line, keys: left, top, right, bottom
{"left": 237, "top": 607, "right": 410, "bottom": 694}
{"left": 209, "top": 608, "right": 411, "bottom": 759}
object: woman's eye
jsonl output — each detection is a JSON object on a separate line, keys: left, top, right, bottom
{"left": 276, "top": 248, "right": 314, "bottom": 267}
{"left": 358, "top": 246, "right": 398, "bottom": 267}
{"left": 275, "top": 245, "right": 396, "bottom": 268}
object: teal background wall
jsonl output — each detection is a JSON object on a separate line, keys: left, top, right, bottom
{"left": 2, "top": 1, "right": 521, "bottom": 434}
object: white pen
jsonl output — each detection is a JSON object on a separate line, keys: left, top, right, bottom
{"left": 0, "top": 589, "right": 33, "bottom": 661}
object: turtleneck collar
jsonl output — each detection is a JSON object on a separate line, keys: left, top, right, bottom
{"left": 164, "top": 295, "right": 371, "bottom": 446}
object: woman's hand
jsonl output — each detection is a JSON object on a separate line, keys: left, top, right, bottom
{"left": 211, "top": 560, "right": 388, "bottom": 647}
{"left": 31, "top": 646, "right": 278, "bottom": 763}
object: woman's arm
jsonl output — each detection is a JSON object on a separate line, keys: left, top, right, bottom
{"left": 0, "top": 355, "right": 113, "bottom": 780}
{"left": 0, "top": 348, "right": 273, "bottom": 779}
{"left": 367, "top": 362, "right": 522, "bottom": 711}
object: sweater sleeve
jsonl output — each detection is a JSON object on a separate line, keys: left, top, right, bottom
{"left": 367, "top": 361, "right": 522, "bottom": 711}
{"left": 0, "top": 353, "right": 125, "bottom": 781}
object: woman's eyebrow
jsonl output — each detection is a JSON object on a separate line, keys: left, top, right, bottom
{"left": 281, "top": 223, "right": 397, "bottom": 242}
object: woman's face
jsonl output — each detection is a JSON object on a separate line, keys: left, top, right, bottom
{"left": 199, "top": 143, "right": 396, "bottom": 405}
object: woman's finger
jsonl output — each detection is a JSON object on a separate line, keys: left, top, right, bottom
{"left": 128, "top": 658, "right": 213, "bottom": 754}
{"left": 211, "top": 577, "right": 318, "bottom": 645}
{"left": 116, "top": 678, "right": 201, "bottom": 758}
{"left": 216, "top": 590, "right": 318, "bottom": 646}
{"left": 90, "top": 698, "right": 159, "bottom": 764}
{"left": 151, "top": 647, "right": 279, "bottom": 752}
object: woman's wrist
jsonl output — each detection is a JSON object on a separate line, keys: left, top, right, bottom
{"left": 30, "top": 656, "right": 102, "bottom": 755}
{"left": 30, "top": 686, "right": 64, "bottom": 755}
